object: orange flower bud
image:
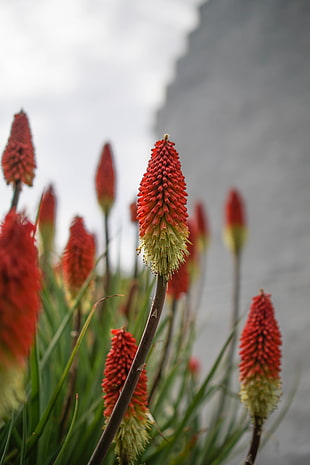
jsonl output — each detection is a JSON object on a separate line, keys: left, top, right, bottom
{"left": 223, "top": 188, "right": 247, "bottom": 254}
{"left": 1, "top": 110, "right": 36, "bottom": 187}
{"left": 38, "top": 184, "right": 57, "bottom": 255}
{"left": 194, "top": 201, "right": 210, "bottom": 251}
{"left": 95, "top": 142, "right": 116, "bottom": 214}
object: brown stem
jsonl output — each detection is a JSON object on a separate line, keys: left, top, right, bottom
{"left": 87, "top": 274, "right": 167, "bottom": 465}
{"left": 243, "top": 419, "right": 262, "bottom": 465}
{"left": 148, "top": 297, "right": 177, "bottom": 404}
{"left": 10, "top": 179, "right": 22, "bottom": 211}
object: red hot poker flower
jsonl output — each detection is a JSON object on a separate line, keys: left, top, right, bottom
{"left": 239, "top": 290, "right": 282, "bottom": 424}
{"left": 38, "top": 184, "right": 57, "bottom": 255}
{"left": 137, "top": 135, "right": 189, "bottom": 280}
{"left": 167, "top": 258, "right": 190, "bottom": 300}
{"left": 102, "top": 328, "right": 151, "bottom": 463}
{"left": 0, "top": 211, "right": 41, "bottom": 418}
{"left": 1, "top": 110, "right": 36, "bottom": 187}
{"left": 223, "top": 188, "right": 247, "bottom": 254}
{"left": 129, "top": 200, "right": 138, "bottom": 223}
{"left": 194, "top": 201, "right": 210, "bottom": 251}
{"left": 62, "top": 216, "right": 96, "bottom": 297}
{"left": 95, "top": 142, "right": 116, "bottom": 215}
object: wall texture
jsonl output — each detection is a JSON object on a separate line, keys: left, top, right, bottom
{"left": 155, "top": 0, "right": 310, "bottom": 463}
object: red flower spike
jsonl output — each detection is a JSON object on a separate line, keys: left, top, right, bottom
{"left": 188, "top": 356, "right": 201, "bottom": 377}
{"left": 38, "top": 184, "right": 57, "bottom": 254}
{"left": 137, "top": 135, "right": 189, "bottom": 280}
{"left": 1, "top": 110, "right": 36, "bottom": 187}
{"left": 95, "top": 142, "right": 116, "bottom": 214}
{"left": 102, "top": 328, "right": 152, "bottom": 462}
{"left": 0, "top": 211, "right": 41, "bottom": 417}
{"left": 62, "top": 216, "right": 96, "bottom": 297}
{"left": 194, "top": 201, "right": 210, "bottom": 251}
{"left": 129, "top": 200, "right": 138, "bottom": 223}
{"left": 223, "top": 188, "right": 247, "bottom": 254}
{"left": 167, "top": 258, "right": 190, "bottom": 300}
{"left": 239, "top": 290, "right": 282, "bottom": 424}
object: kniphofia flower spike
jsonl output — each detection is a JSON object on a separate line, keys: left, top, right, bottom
{"left": 1, "top": 110, "right": 36, "bottom": 188}
{"left": 62, "top": 216, "right": 96, "bottom": 298}
{"left": 38, "top": 184, "right": 57, "bottom": 256}
{"left": 102, "top": 328, "right": 152, "bottom": 463}
{"left": 223, "top": 188, "right": 247, "bottom": 255}
{"left": 239, "top": 290, "right": 282, "bottom": 424}
{"left": 0, "top": 211, "right": 41, "bottom": 418}
{"left": 95, "top": 142, "right": 116, "bottom": 215}
{"left": 137, "top": 135, "right": 189, "bottom": 280}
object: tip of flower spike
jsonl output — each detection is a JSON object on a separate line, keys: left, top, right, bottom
{"left": 137, "top": 137, "right": 189, "bottom": 280}
{"left": 223, "top": 187, "right": 247, "bottom": 255}
{"left": 1, "top": 110, "right": 36, "bottom": 187}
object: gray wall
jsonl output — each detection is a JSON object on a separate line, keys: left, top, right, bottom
{"left": 155, "top": 0, "right": 310, "bottom": 463}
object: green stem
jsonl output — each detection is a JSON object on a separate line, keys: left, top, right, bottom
{"left": 87, "top": 274, "right": 167, "bottom": 465}
{"left": 104, "top": 212, "right": 111, "bottom": 293}
{"left": 10, "top": 179, "right": 22, "bottom": 211}
{"left": 243, "top": 419, "right": 262, "bottom": 465}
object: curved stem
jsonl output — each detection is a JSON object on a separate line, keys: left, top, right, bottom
{"left": 87, "top": 274, "right": 167, "bottom": 465}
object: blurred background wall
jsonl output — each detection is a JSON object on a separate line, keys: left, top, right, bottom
{"left": 155, "top": 1, "right": 310, "bottom": 463}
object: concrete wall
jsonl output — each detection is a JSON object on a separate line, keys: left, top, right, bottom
{"left": 155, "top": 1, "right": 310, "bottom": 463}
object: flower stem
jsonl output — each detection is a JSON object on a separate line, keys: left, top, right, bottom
{"left": 87, "top": 274, "right": 167, "bottom": 465}
{"left": 10, "top": 179, "right": 22, "bottom": 210}
{"left": 243, "top": 419, "right": 262, "bottom": 465}
{"left": 104, "top": 212, "right": 111, "bottom": 293}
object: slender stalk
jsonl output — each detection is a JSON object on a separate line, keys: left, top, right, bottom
{"left": 87, "top": 274, "right": 167, "bottom": 465}
{"left": 59, "top": 303, "right": 82, "bottom": 437}
{"left": 148, "top": 297, "right": 177, "bottom": 404}
{"left": 10, "top": 179, "right": 22, "bottom": 210}
{"left": 104, "top": 212, "right": 111, "bottom": 293}
{"left": 226, "top": 250, "right": 241, "bottom": 371}
{"left": 243, "top": 419, "right": 262, "bottom": 465}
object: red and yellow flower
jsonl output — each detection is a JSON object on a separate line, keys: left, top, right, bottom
{"left": 38, "top": 184, "right": 57, "bottom": 256}
{"left": 137, "top": 135, "right": 189, "bottom": 280}
{"left": 239, "top": 290, "right": 282, "bottom": 424}
{"left": 95, "top": 142, "right": 116, "bottom": 215}
{"left": 0, "top": 211, "right": 41, "bottom": 418}
{"left": 62, "top": 216, "right": 96, "bottom": 298}
{"left": 223, "top": 188, "right": 247, "bottom": 255}
{"left": 1, "top": 110, "right": 36, "bottom": 187}
{"left": 102, "top": 328, "right": 152, "bottom": 463}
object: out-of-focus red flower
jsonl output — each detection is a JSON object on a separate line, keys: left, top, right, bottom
{"left": 62, "top": 216, "right": 96, "bottom": 297}
{"left": 0, "top": 210, "right": 41, "bottom": 418}
{"left": 223, "top": 188, "right": 247, "bottom": 254}
{"left": 102, "top": 328, "right": 151, "bottom": 462}
{"left": 194, "top": 201, "right": 210, "bottom": 251}
{"left": 137, "top": 135, "right": 189, "bottom": 280}
{"left": 239, "top": 290, "right": 282, "bottom": 424}
{"left": 1, "top": 110, "right": 36, "bottom": 187}
{"left": 129, "top": 200, "right": 138, "bottom": 223}
{"left": 95, "top": 142, "right": 116, "bottom": 215}
{"left": 167, "top": 258, "right": 190, "bottom": 300}
{"left": 38, "top": 184, "right": 57, "bottom": 255}
{"left": 188, "top": 356, "right": 201, "bottom": 377}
